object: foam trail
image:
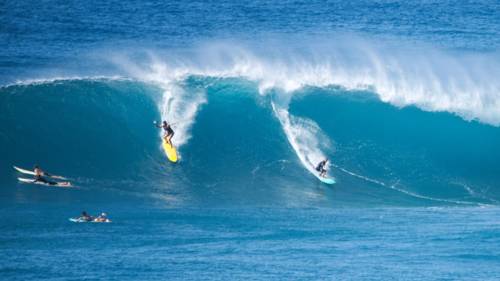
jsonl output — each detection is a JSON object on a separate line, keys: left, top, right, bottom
{"left": 452, "top": 182, "right": 500, "bottom": 204}
{"left": 159, "top": 83, "right": 206, "bottom": 147}
{"left": 332, "top": 163, "right": 489, "bottom": 206}
{"left": 111, "top": 54, "right": 206, "bottom": 148}
{"left": 271, "top": 102, "right": 331, "bottom": 179}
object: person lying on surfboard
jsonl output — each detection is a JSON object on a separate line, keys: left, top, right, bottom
{"left": 34, "top": 165, "right": 59, "bottom": 185}
{"left": 78, "top": 211, "right": 93, "bottom": 222}
{"left": 14, "top": 165, "right": 71, "bottom": 186}
{"left": 315, "top": 159, "right": 329, "bottom": 178}
{"left": 155, "top": 120, "right": 175, "bottom": 145}
{"left": 94, "top": 213, "right": 111, "bottom": 222}
{"left": 33, "top": 165, "right": 71, "bottom": 187}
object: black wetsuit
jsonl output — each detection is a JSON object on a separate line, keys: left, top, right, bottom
{"left": 315, "top": 161, "right": 327, "bottom": 173}
{"left": 35, "top": 174, "right": 57, "bottom": 185}
{"left": 165, "top": 124, "right": 174, "bottom": 136}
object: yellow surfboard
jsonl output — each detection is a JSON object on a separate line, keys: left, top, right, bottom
{"left": 162, "top": 138, "right": 178, "bottom": 163}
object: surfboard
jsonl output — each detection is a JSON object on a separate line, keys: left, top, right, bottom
{"left": 13, "top": 166, "right": 68, "bottom": 180}
{"left": 69, "top": 218, "right": 111, "bottom": 223}
{"left": 162, "top": 138, "right": 178, "bottom": 163}
{"left": 14, "top": 166, "right": 35, "bottom": 176}
{"left": 18, "top": 177, "right": 72, "bottom": 187}
{"left": 319, "top": 176, "right": 336, "bottom": 185}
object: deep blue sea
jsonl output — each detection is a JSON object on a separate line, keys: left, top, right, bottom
{"left": 1, "top": 0, "right": 500, "bottom": 280}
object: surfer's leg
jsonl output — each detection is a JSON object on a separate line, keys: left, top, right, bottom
{"left": 35, "top": 177, "right": 45, "bottom": 184}
{"left": 45, "top": 178, "right": 58, "bottom": 185}
{"left": 36, "top": 177, "right": 57, "bottom": 185}
{"left": 166, "top": 132, "right": 174, "bottom": 144}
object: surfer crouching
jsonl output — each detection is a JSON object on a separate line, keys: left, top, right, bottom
{"left": 315, "top": 159, "right": 329, "bottom": 178}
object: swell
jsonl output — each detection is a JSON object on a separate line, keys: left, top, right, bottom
{"left": 1, "top": 78, "right": 499, "bottom": 207}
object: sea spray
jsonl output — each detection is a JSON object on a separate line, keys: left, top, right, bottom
{"left": 271, "top": 101, "right": 332, "bottom": 179}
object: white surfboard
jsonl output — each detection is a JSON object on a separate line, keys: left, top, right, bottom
{"left": 18, "top": 177, "right": 36, "bottom": 184}
{"left": 13, "top": 166, "right": 68, "bottom": 180}
{"left": 18, "top": 177, "right": 72, "bottom": 187}
{"left": 14, "top": 166, "right": 36, "bottom": 176}
{"left": 69, "top": 218, "right": 111, "bottom": 223}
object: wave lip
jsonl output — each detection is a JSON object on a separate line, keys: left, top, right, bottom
{"left": 107, "top": 38, "right": 500, "bottom": 126}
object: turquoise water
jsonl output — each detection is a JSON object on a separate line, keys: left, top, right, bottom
{"left": 1, "top": 0, "right": 500, "bottom": 279}
{"left": 2, "top": 79, "right": 499, "bottom": 207}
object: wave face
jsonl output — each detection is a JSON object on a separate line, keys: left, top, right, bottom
{"left": 1, "top": 76, "right": 499, "bottom": 207}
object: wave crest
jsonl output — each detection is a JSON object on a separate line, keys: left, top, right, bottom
{"left": 108, "top": 36, "right": 500, "bottom": 125}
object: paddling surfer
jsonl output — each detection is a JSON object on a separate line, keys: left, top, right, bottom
{"left": 34, "top": 165, "right": 58, "bottom": 185}
{"left": 79, "top": 211, "right": 93, "bottom": 222}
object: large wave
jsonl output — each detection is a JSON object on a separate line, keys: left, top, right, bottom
{"left": 1, "top": 77, "right": 499, "bottom": 207}
{"left": 1, "top": 37, "right": 499, "bottom": 206}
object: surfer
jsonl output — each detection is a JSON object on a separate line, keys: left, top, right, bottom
{"left": 315, "top": 159, "right": 329, "bottom": 178}
{"left": 155, "top": 121, "right": 175, "bottom": 145}
{"left": 79, "top": 211, "right": 93, "bottom": 222}
{"left": 33, "top": 165, "right": 58, "bottom": 185}
{"left": 14, "top": 165, "right": 71, "bottom": 186}
{"left": 94, "top": 213, "right": 110, "bottom": 222}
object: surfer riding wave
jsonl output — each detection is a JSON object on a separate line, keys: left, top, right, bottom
{"left": 155, "top": 121, "right": 175, "bottom": 145}
{"left": 315, "top": 159, "right": 329, "bottom": 178}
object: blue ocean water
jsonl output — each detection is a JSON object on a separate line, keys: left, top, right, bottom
{"left": 1, "top": 0, "right": 500, "bottom": 279}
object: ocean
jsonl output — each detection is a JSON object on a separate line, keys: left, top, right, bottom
{"left": 1, "top": 0, "right": 500, "bottom": 280}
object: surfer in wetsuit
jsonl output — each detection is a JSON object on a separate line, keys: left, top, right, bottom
{"left": 33, "top": 165, "right": 58, "bottom": 185}
{"left": 315, "top": 159, "right": 329, "bottom": 178}
{"left": 79, "top": 211, "right": 93, "bottom": 222}
{"left": 155, "top": 121, "right": 175, "bottom": 145}
{"left": 94, "top": 213, "right": 109, "bottom": 222}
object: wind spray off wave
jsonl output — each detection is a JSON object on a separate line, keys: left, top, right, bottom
{"left": 108, "top": 37, "right": 500, "bottom": 125}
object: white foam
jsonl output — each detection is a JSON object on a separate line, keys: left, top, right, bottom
{"left": 7, "top": 36, "right": 500, "bottom": 125}
{"left": 110, "top": 52, "right": 207, "bottom": 149}
{"left": 2, "top": 75, "right": 128, "bottom": 88}
{"left": 271, "top": 102, "right": 331, "bottom": 179}
{"left": 158, "top": 82, "right": 206, "bottom": 147}
{"left": 109, "top": 37, "right": 500, "bottom": 125}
